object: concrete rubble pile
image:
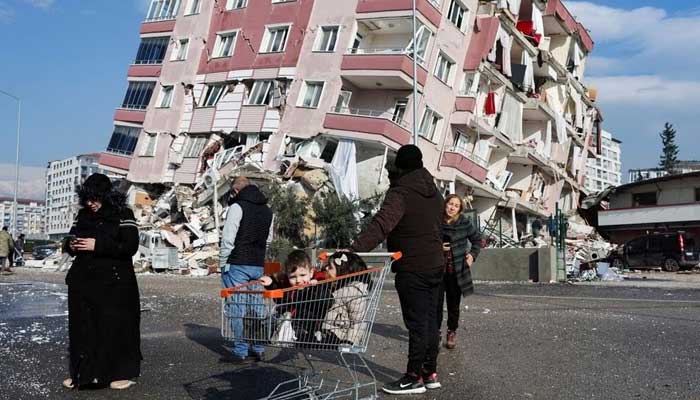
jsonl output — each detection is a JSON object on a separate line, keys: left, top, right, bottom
{"left": 564, "top": 212, "right": 620, "bottom": 281}
{"left": 125, "top": 136, "right": 353, "bottom": 275}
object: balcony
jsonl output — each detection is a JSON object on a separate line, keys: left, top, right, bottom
{"left": 342, "top": 50, "right": 428, "bottom": 90}
{"left": 441, "top": 150, "right": 488, "bottom": 183}
{"left": 113, "top": 109, "right": 146, "bottom": 124}
{"left": 356, "top": 0, "right": 442, "bottom": 28}
{"left": 127, "top": 65, "right": 162, "bottom": 78}
{"left": 323, "top": 106, "right": 412, "bottom": 149}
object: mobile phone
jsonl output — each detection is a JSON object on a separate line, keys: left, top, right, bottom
{"left": 64, "top": 235, "right": 77, "bottom": 243}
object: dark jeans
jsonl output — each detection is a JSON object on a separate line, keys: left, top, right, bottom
{"left": 395, "top": 269, "right": 442, "bottom": 375}
{"left": 437, "top": 271, "right": 461, "bottom": 332}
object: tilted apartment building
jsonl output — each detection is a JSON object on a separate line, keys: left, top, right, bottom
{"left": 102, "top": 0, "right": 602, "bottom": 240}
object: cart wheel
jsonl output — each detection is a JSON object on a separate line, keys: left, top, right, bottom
{"left": 663, "top": 258, "right": 680, "bottom": 272}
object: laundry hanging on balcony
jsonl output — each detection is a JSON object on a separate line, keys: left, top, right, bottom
{"left": 484, "top": 92, "right": 497, "bottom": 115}
{"left": 497, "top": 93, "right": 523, "bottom": 142}
{"left": 327, "top": 139, "right": 359, "bottom": 201}
{"left": 488, "top": 26, "right": 513, "bottom": 77}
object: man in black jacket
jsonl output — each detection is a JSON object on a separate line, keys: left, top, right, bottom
{"left": 351, "top": 145, "right": 444, "bottom": 395}
{"left": 220, "top": 177, "right": 273, "bottom": 363}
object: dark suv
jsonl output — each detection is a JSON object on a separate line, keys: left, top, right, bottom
{"left": 612, "top": 232, "right": 699, "bottom": 271}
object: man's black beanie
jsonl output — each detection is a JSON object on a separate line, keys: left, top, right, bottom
{"left": 395, "top": 144, "right": 423, "bottom": 170}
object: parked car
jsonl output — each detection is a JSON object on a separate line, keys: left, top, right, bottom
{"left": 32, "top": 244, "right": 58, "bottom": 260}
{"left": 611, "top": 232, "right": 699, "bottom": 271}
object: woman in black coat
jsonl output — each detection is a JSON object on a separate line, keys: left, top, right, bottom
{"left": 438, "top": 194, "right": 481, "bottom": 350}
{"left": 62, "top": 174, "right": 141, "bottom": 390}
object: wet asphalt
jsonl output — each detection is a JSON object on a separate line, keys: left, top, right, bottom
{"left": 1, "top": 269, "right": 699, "bottom": 400}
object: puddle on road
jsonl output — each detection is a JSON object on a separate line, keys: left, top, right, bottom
{"left": 0, "top": 282, "right": 68, "bottom": 320}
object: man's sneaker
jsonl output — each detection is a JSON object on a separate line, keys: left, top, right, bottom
{"left": 382, "top": 374, "right": 426, "bottom": 395}
{"left": 423, "top": 372, "right": 442, "bottom": 389}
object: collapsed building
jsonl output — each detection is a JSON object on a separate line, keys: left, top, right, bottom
{"left": 95, "top": 0, "right": 606, "bottom": 273}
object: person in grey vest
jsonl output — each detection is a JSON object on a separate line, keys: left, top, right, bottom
{"left": 219, "top": 176, "right": 273, "bottom": 363}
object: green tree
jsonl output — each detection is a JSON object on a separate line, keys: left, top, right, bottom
{"left": 261, "top": 183, "right": 310, "bottom": 248}
{"left": 312, "top": 193, "right": 383, "bottom": 249}
{"left": 659, "top": 122, "right": 679, "bottom": 174}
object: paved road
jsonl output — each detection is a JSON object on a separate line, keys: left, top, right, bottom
{"left": 1, "top": 269, "right": 699, "bottom": 400}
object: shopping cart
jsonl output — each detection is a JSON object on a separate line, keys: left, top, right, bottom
{"left": 220, "top": 252, "right": 401, "bottom": 400}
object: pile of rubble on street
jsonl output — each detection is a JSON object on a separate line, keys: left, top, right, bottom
{"left": 565, "top": 213, "right": 622, "bottom": 282}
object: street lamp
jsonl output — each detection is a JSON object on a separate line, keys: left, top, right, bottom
{"left": 0, "top": 89, "right": 22, "bottom": 238}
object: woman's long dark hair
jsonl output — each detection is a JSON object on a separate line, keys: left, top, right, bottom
{"left": 77, "top": 174, "right": 127, "bottom": 212}
{"left": 328, "top": 252, "right": 372, "bottom": 291}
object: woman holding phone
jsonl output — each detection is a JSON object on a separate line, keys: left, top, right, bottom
{"left": 62, "top": 173, "right": 141, "bottom": 391}
{"left": 438, "top": 195, "right": 482, "bottom": 349}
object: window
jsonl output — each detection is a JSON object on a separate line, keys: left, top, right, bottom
{"left": 213, "top": 31, "right": 237, "bottom": 58}
{"left": 157, "top": 85, "right": 174, "bottom": 108}
{"left": 226, "top": 0, "right": 247, "bottom": 10}
{"left": 106, "top": 126, "right": 141, "bottom": 155}
{"left": 453, "top": 131, "right": 469, "bottom": 154}
{"left": 200, "top": 84, "right": 226, "bottom": 107}
{"left": 247, "top": 80, "right": 273, "bottom": 105}
{"left": 334, "top": 90, "right": 352, "bottom": 112}
{"left": 140, "top": 134, "right": 158, "bottom": 157}
{"left": 299, "top": 81, "right": 324, "bottom": 108}
{"left": 447, "top": 0, "right": 468, "bottom": 32}
{"left": 183, "top": 136, "right": 208, "bottom": 158}
{"left": 145, "top": 0, "right": 180, "bottom": 21}
{"left": 392, "top": 99, "right": 407, "bottom": 124}
{"left": 632, "top": 192, "right": 657, "bottom": 207}
{"left": 134, "top": 37, "right": 169, "bottom": 64}
{"left": 419, "top": 108, "right": 441, "bottom": 142}
{"left": 121, "top": 81, "right": 156, "bottom": 110}
{"left": 434, "top": 52, "right": 455, "bottom": 85}
{"left": 315, "top": 26, "right": 339, "bottom": 52}
{"left": 262, "top": 25, "right": 290, "bottom": 53}
{"left": 460, "top": 71, "right": 479, "bottom": 96}
{"left": 186, "top": 0, "right": 201, "bottom": 14}
{"left": 352, "top": 33, "right": 363, "bottom": 51}
{"left": 272, "top": 0, "right": 294, "bottom": 3}
{"left": 406, "top": 23, "right": 432, "bottom": 64}
{"left": 171, "top": 38, "right": 189, "bottom": 61}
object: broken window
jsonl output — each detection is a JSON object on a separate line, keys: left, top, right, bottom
{"left": 200, "top": 84, "right": 226, "bottom": 107}
{"left": 392, "top": 99, "right": 408, "bottom": 124}
{"left": 406, "top": 23, "right": 431, "bottom": 64}
{"left": 453, "top": 131, "right": 470, "bottom": 154}
{"left": 448, "top": 0, "right": 469, "bottom": 32}
{"left": 334, "top": 90, "right": 352, "bottom": 112}
{"left": 183, "top": 136, "right": 208, "bottom": 158}
{"left": 171, "top": 38, "right": 189, "bottom": 61}
{"left": 247, "top": 80, "right": 273, "bottom": 105}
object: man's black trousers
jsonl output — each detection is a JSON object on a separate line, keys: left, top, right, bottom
{"left": 395, "top": 269, "right": 443, "bottom": 375}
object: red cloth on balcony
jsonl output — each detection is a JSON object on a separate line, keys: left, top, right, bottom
{"left": 484, "top": 92, "right": 497, "bottom": 115}
{"left": 516, "top": 20, "right": 542, "bottom": 45}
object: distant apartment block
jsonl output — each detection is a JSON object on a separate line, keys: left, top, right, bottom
{"left": 45, "top": 154, "right": 105, "bottom": 239}
{"left": 0, "top": 197, "right": 46, "bottom": 238}
{"left": 585, "top": 130, "right": 621, "bottom": 192}
{"left": 103, "top": 0, "right": 603, "bottom": 240}
{"left": 629, "top": 160, "right": 700, "bottom": 183}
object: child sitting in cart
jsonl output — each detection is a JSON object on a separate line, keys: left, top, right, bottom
{"left": 318, "top": 251, "right": 371, "bottom": 346}
{"left": 260, "top": 250, "right": 332, "bottom": 346}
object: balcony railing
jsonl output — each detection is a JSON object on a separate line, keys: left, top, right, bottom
{"left": 446, "top": 146, "right": 489, "bottom": 168}
{"left": 347, "top": 47, "right": 407, "bottom": 55}
{"left": 330, "top": 106, "right": 410, "bottom": 129}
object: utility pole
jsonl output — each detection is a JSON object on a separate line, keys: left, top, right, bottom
{"left": 0, "top": 89, "right": 22, "bottom": 238}
{"left": 412, "top": 0, "right": 419, "bottom": 146}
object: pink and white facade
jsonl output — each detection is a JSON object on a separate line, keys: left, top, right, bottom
{"left": 104, "top": 0, "right": 602, "bottom": 234}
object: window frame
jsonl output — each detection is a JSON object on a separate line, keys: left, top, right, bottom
{"left": 314, "top": 25, "right": 340, "bottom": 52}
{"left": 247, "top": 80, "right": 274, "bottom": 106}
{"left": 200, "top": 83, "right": 227, "bottom": 108}
{"left": 185, "top": 0, "right": 201, "bottom": 15}
{"left": 157, "top": 85, "right": 174, "bottom": 108}
{"left": 171, "top": 38, "right": 190, "bottom": 61}
{"left": 447, "top": 0, "right": 469, "bottom": 32}
{"left": 106, "top": 125, "right": 141, "bottom": 156}
{"left": 121, "top": 81, "right": 156, "bottom": 110}
{"left": 261, "top": 24, "right": 291, "bottom": 53}
{"left": 298, "top": 81, "right": 325, "bottom": 109}
{"left": 134, "top": 36, "right": 170, "bottom": 65}
{"left": 392, "top": 99, "right": 408, "bottom": 124}
{"left": 140, "top": 133, "right": 158, "bottom": 157}
{"left": 434, "top": 52, "right": 455, "bottom": 85}
{"left": 225, "top": 0, "right": 247, "bottom": 10}
{"left": 418, "top": 107, "right": 442, "bottom": 142}
{"left": 145, "top": 0, "right": 181, "bottom": 22}
{"left": 212, "top": 30, "right": 239, "bottom": 58}
{"left": 183, "top": 136, "right": 208, "bottom": 159}
{"left": 406, "top": 23, "right": 432, "bottom": 65}
{"left": 453, "top": 130, "right": 470, "bottom": 154}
